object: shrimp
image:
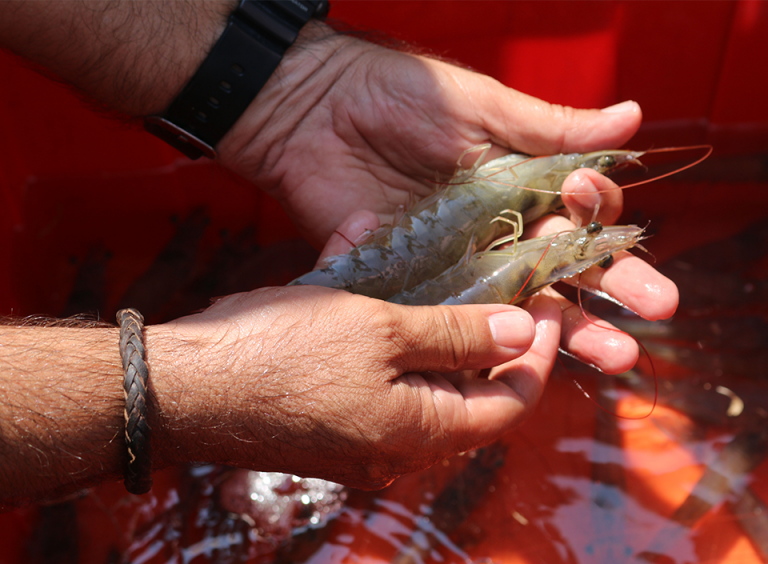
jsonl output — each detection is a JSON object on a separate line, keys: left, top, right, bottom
{"left": 388, "top": 223, "right": 644, "bottom": 306}
{"left": 288, "top": 149, "right": 643, "bottom": 300}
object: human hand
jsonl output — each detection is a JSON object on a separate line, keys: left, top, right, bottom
{"left": 147, "top": 286, "right": 560, "bottom": 489}
{"left": 218, "top": 21, "right": 643, "bottom": 248}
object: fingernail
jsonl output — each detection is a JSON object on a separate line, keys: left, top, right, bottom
{"left": 601, "top": 100, "right": 637, "bottom": 114}
{"left": 488, "top": 310, "right": 535, "bottom": 352}
{"left": 570, "top": 172, "right": 600, "bottom": 210}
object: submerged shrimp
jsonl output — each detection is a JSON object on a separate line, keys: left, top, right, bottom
{"left": 388, "top": 223, "right": 644, "bottom": 306}
{"left": 289, "top": 149, "right": 643, "bottom": 299}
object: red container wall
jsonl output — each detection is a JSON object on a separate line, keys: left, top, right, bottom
{"left": 1, "top": 3, "right": 768, "bottom": 563}
{"left": 1, "top": 0, "right": 766, "bottom": 318}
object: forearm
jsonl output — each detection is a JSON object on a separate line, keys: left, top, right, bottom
{"left": 0, "top": 324, "right": 127, "bottom": 507}
{"left": 0, "top": 0, "right": 235, "bottom": 115}
{"left": 0, "top": 0, "right": 353, "bottom": 171}
{"left": 0, "top": 321, "right": 225, "bottom": 508}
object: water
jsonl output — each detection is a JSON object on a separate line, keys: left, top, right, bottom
{"left": 4, "top": 178, "right": 768, "bottom": 563}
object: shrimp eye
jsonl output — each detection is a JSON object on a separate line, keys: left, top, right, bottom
{"left": 598, "top": 254, "right": 614, "bottom": 269}
{"left": 597, "top": 155, "right": 616, "bottom": 171}
{"left": 586, "top": 221, "right": 603, "bottom": 234}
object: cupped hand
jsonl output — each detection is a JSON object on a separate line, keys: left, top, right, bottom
{"left": 218, "top": 22, "right": 643, "bottom": 248}
{"left": 149, "top": 286, "right": 560, "bottom": 489}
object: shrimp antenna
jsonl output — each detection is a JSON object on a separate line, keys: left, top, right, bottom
{"left": 450, "top": 144, "right": 713, "bottom": 196}
{"left": 617, "top": 144, "right": 713, "bottom": 191}
{"left": 333, "top": 230, "right": 357, "bottom": 248}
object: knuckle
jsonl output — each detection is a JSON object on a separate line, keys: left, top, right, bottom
{"left": 367, "top": 303, "right": 484, "bottom": 372}
{"left": 550, "top": 102, "right": 578, "bottom": 124}
{"left": 548, "top": 103, "right": 577, "bottom": 151}
{"left": 368, "top": 302, "right": 419, "bottom": 356}
{"left": 436, "top": 306, "right": 476, "bottom": 371}
{"left": 333, "top": 293, "right": 393, "bottom": 339}
{"left": 364, "top": 301, "right": 403, "bottom": 344}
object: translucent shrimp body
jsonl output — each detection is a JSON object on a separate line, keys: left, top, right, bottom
{"left": 289, "top": 150, "right": 643, "bottom": 300}
{"left": 388, "top": 224, "right": 644, "bottom": 306}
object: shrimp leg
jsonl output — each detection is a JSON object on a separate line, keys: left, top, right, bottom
{"left": 489, "top": 209, "right": 524, "bottom": 254}
{"left": 451, "top": 142, "right": 492, "bottom": 182}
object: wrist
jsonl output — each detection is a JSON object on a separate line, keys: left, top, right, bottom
{"left": 144, "top": 322, "right": 208, "bottom": 469}
{"left": 145, "top": 2, "right": 334, "bottom": 159}
{"left": 144, "top": 313, "right": 271, "bottom": 469}
{"left": 135, "top": 2, "right": 237, "bottom": 116}
{"left": 215, "top": 21, "right": 362, "bottom": 185}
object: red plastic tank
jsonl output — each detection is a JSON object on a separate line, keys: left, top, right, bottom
{"left": 1, "top": 2, "right": 767, "bottom": 562}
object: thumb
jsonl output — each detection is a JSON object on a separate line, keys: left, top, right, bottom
{"left": 387, "top": 303, "right": 536, "bottom": 374}
{"left": 468, "top": 74, "right": 642, "bottom": 154}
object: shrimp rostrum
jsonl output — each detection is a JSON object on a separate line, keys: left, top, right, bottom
{"left": 289, "top": 149, "right": 643, "bottom": 300}
{"left": 388, "top": 223, "right": 645, "bottom": 306}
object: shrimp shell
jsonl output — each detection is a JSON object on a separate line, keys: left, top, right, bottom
{"left": 388, "top": 224, "right": 644, "bottom": 306}
{"left": 289, "top": 150, "right": 643, "bottom": 300}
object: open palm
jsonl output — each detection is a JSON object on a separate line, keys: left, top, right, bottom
{"left": 220, "top": 31, "right": 643, "bottom": 247}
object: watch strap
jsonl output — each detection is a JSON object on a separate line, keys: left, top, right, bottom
{"left": 145, "top": 0, "right": 329, "bottom": 159}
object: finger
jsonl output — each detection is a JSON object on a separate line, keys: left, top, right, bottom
{"left": 561, "top": 168, "right": 623, "bottom": 226}
{"left": 483, "top": 293, "right": 562, "bottom": 417}
{"left": 521, "top": 212, "right": 678, "bottom": 322}
{"left": 574, "top": 252, "right": 679, "bottom": 322}
{"left": 402, "top": 295, "right": 562, "bottom": 453}
{"left": 315, "top": 210, "right": 380, "bottom": 266}
{"left": 388, "top": 303, "right": 536, "bottom": 373}
{"left": 473, "top": 79, "right": 642, "bottom": 154}
{"left": 489, "top": 294, "right": 562, "bottom": 404}
{"left": 543, "top": 286, "right": 639, "bottom": 375}
{"left": 487, "top": 216, "right": 662, "bottom": 373}
{"left": 502, "top": 211, "right": 674, "bottom": 324}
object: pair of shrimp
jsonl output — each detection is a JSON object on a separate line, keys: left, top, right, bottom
{"left": 290, "top": 145, "right": 710, "bottom": 312}
{"left": 289, "top": 147, "right": 644, "bottom": 299}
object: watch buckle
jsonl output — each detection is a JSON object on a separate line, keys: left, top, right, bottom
{"left": 144, "top": 116, "right": 217, "bottom": 159}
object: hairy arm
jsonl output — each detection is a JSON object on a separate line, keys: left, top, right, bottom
{"left": 0, "top": 289, "right": 552, "bottom": 509}
{"left": 0, "top": 0, "right": 234, "bottom": 115}
{"left": 0, "top": 324, "right": 126, "bottom": 507}
{"left": 0, "top": 322, "right": 193, "bottom": 508}
{"left": 0, "top": 318, "right": 272, "bottom": 508}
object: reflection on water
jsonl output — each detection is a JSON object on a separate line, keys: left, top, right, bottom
{"left": 6, "top": 219, "right": 768, "bottom": 563}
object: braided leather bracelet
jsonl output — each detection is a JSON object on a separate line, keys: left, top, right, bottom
{"left": 117, "top": 308, "right": 153, "bottom": 494}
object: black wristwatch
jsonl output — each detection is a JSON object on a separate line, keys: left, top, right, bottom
{"left": 145, "top": 0, "right": 329, "bottom": 160}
